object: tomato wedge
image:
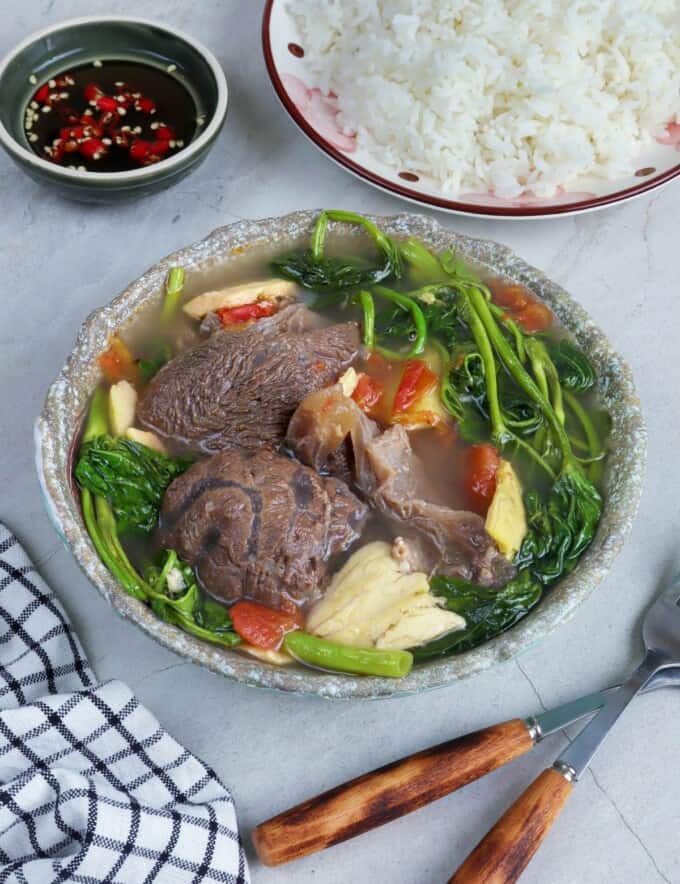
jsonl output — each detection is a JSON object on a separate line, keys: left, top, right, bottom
{"left": 491, "top": 282, "right": 530, "bottom": 312}
{"left": 230, "top": 601, "right": 302, "bottom": 650}
{"left": 216, "top": 302, "right": 277, "bottom": 325}
{"left": 393, "top": 360, "right": 438, "bottom": 414}
{"left": 98, "top": 336, "right": 139, "bottom": 384}
{"left": 352, "top": 373, "right": 384, "bottom": 411}
{"left": 515, "top": 302, "right": 553, "bottom": 333}
{"left": 464, "top": 443, "right": 501, "bottom": 515}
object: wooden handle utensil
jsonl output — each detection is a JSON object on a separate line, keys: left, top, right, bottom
{"left": 252, "top": 718, "right": 533, "bottom": 866}
{"left": 449, "top": 766, "right": 573, "bottom": 884}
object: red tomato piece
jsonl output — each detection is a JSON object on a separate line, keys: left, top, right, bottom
{"left": 230, "top": 601, "right": 302, "bottom": 650}
{"left": 393, "top": 360, "right": 438, "bottom": 414}
{"left": 216, "top": 302, "right": 277, "bottom": 325}
{"left": 515, "top": 302, "right": 553, "bottom": 333}
{"left": 491, "top": 283, "right": 530, "bottom": 312}
{"left": 98, "top": 337, "right": 139, "bottom": 384}
{"left": 352, "top": 373, "right": 384, "bottom": 411}
{"left": 465, "top": 443, "right": 501, "bottom": 514}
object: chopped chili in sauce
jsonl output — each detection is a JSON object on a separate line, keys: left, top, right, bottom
{"left": 24, "top": 60, "right": 198, "bottom": 172}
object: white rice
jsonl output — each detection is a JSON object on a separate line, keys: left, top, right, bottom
{"left": 289, "top": 0, "right": 680, "bottom": 198}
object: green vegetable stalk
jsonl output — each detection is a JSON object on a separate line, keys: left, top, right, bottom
{"left": 146, "top": 551, "right": 241, "bottom": 648}
{"left": 272, "top": 209, "right": 402, "bottom": 291}
{"left": 78, "top": 389, "right": 148, "bottom": 601}
{"left": 371, "top": 285, "right": 427, "bottom": 358}
{"left": 160, "top": 267, "right": 186, "bottom": 325}
{"left": 283, "top": 631, "right": 413, "bottom": 678}
{"left": 77, "top": 388, "right": 240, "bottom": 648}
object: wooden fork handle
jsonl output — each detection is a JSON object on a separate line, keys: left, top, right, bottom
{"left": 449, "top": 766, "right": 573, "bottom": 884}
{"left": 252, "top": 718, "right": 533, "bottom": 866}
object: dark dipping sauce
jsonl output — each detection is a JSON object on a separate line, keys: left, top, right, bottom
{"left": 24, "top": 60, "right": 199, "bottom": 172}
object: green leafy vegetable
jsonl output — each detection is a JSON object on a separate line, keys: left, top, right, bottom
{"left": 413, "top": 571, "right": 542, "bottom": 660}
{"left": 146, "top": 550, "right": 241, "bottom": 647}
{"left": 77, "top": 391, "right": 240, "bottom": 649}
{"left": 75, "top": 435, "right": 191, "bottom": 534}
{"left": 371, "top": 285, "right": 427, "bottom": 358}
{"left": 272, "top": 210, "right": 402, "bottom": 291}
{"left": 138, "top": 343, "right": 173, "bottom": 382}
{"left": 547, "top": 339, "right": 596, "bottom": 392}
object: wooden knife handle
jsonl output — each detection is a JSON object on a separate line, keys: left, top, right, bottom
{"left": 252, "top": 718, "right": 533, "bottom": 866}
{"left": 449, "top": 766, "right": 573, "bottom": 884}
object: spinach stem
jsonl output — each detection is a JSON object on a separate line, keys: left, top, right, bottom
{"left": 467, "top": 286, "right": 576, "bottom": 471}
{"left": 372, "top": 285, "right": 427, "bottom": 357}
{"left": 160, "top": 267, "right": 186, "bottom": 325}
{"left": 564, "top": 389, "right": 604, "bottom": 482}
{"left": 358, "top": 290, "right": 375, "bottom": 349}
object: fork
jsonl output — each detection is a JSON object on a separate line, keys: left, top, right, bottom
{"left": 449, "top": 576, "right": 680, "bottom": 883}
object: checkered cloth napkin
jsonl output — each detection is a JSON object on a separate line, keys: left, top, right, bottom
{"left": 0, "top": 523, "right": 249, "bottom": 884}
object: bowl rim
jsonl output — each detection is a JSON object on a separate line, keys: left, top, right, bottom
{"left": 0, "top": 15, "right": 228, "bottom": 183}
{"left": 261, "top": 0, "right": 680, "bottom": 219}
{"left": 35, "top": 210, "right": 646, "bottom": 699}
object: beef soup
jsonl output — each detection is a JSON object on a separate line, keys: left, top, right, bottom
{"left": 73, "top": 211, "right": 610, "bottom": 679}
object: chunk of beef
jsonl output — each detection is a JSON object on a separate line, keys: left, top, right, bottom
{"left": 287, "top": 385, "right": 515, "bottom": 587}
{"left": 160, "top": 446, "right": 368, "bottom": 612}
{"left": 137, "top": 305, "right": 360, "bottom": 454}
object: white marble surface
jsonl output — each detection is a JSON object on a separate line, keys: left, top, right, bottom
{"left": 1, "top": 2, "right": 679, "bottom": 882}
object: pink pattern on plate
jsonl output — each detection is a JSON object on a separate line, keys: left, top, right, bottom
{"left": 656, "top": 122, "right": 680, "bottom": 149}
{"left": 281, "top": 73, "right": 357, "bottom": 153}
{"left": 459, "top": 186, "right": 597, "bottom": 207}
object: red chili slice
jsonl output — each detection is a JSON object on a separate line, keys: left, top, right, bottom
{"left": 129, "top": 140, "right": 153, "bottom": 163}
{"left": 135, "top": 96, "right": 156, "bottom": 114}
{"left": 79, "top": 138, "right": 107, "bottom": 160}
{"left": 34, "top": 84, "right": 51, "bottom": 105}
{"left": 155, "top": 124, "right": 175, "bottom": 141}
{"left": 83, "top": 83, "right": 104, "bottom": 103}
{"left": 95, "top": 96, "right": 118, "bottom": 113}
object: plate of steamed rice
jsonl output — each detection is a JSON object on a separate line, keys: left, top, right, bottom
{"left": 262, "top": 0, "right": 680, "bottom": 218}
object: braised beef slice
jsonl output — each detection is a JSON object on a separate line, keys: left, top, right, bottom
{"left": 160, "top": 446, "right": 368, "bottom": 612}
{"left": 137, "top": 305, "right": 360, "bottom": 454}
{"left": 287, "top": 385, "right": 515, "bottom": 587}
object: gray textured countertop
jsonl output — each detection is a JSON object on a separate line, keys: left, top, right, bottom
{"left": 2, "top": 3, "right": 679, "bottom": 882}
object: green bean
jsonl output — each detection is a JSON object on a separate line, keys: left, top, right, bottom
{"left": 160, "top": 267, "right": 186, "bottom": 325}
{"left": 283, "top": 631, "right": 413, "bottom": 679}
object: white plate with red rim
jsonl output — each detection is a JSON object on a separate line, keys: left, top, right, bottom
{"left": 262, "top": 0, "right": 680, "bottom": 220}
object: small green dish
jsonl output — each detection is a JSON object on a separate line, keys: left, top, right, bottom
{"left": 0, "top": 16, "right": 228, "bottom": 202}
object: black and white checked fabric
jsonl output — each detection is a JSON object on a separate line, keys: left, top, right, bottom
{"left": 0, "top": 523, "right": 249, "bottom": 884}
